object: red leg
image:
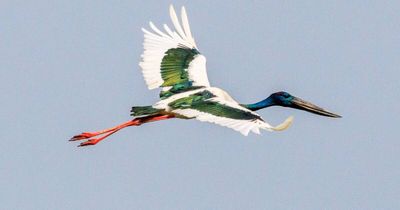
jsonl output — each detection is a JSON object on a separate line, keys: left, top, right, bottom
{"left": 70, "top": 114, "right": 174, "bottom": 147}
{"left": 70, "top": 120, "right": 140, "bottom": 141}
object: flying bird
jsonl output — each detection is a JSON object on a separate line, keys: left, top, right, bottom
{"left": 70, "top": 5, "right": 341, "bottom": 147}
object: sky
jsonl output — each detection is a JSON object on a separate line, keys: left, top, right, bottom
{"left": 1, "top": 0, "right": 400, "bottom": 209}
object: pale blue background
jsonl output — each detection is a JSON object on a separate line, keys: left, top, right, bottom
{"left": 1, "top": 1, "right": 399, "bottom": 209}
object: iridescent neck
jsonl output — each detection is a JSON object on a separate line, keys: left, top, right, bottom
{"left": 242, "top": 97, "right": 275, "bottom": 111}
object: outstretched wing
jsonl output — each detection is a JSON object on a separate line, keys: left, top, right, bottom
{"left": 139, "top": 5, "right": 210, "bottom": 96}
{"left": 166, "top": 90, "right": 293, "bottom": 136}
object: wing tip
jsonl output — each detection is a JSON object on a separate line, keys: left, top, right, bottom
{"left": 169, "top": 4, "right": 185, "bottom": 13}
{"left": 181, "top": 6, "right": 186, "bottom": 16}
{"left": 169, "top": 4, "right": 176, "bottom": 18}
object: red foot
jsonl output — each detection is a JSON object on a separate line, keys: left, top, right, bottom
{"left": 77, "top": 130, "right": 119, "bottom": 147}
{"left": 78, "top": 139, "right": 100, "bottom": 147}
{"left": 70, "top": 132, "right": 98, "bottom": 141}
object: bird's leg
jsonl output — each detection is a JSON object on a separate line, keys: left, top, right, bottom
{"left": 70, "top": 120, "right": 137, "bottom": 141}
{"left": 70, "top": 114, "right": 175, "bottom": 147}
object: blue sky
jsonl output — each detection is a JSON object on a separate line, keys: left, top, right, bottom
{"left": 1, "top": 1, "right": 399, "bottom": 209}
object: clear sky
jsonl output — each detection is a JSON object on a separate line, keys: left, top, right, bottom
{"left": 1, "top": 0, "right": 399, "bottom": 209}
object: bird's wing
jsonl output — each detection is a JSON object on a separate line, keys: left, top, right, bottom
{"left": 168, "top": 90, "right": 293, "bottom": 136}
{"left": 139, "top": 5, "right": 210, "bottom": 97}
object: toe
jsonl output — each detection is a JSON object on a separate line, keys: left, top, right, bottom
{"left": 78, "top": 139, "right": 98, "bottom": 147}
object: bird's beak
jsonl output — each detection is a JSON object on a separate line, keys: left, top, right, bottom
{"left": 291, "top": 97, "right": 341, "bottom": 118}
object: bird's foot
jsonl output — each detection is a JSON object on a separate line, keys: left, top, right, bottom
{"left": 70, "top": 132, "right": 100, "bottom": 141}
{"left": 78, "top": 138, "right": 101, "bottom": 147}
{"left": 71, "top": 129, "right": 119, "bottom": 147}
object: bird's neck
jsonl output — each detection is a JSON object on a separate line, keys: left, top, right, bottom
{"left": 242, "top": 97, "right": 275, "bottom": 111}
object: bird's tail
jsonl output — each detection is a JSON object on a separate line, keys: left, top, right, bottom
{"left": 130, "top": 106, "right": 162, "bottom": 117}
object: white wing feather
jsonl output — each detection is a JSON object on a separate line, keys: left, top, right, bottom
{"left": 139, "top": 5, "right": 209, "bottom": 90}
{"left": 181, "top": 7, "right": 196, "bottom": 48}
{"left": 173, "top": 108, "right": 270, "bottom": 136}
{"left": 169, "top": 5, "right": 187, "bottom": 41}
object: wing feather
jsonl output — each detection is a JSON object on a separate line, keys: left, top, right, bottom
{"left": 149, "top": 22, "right": 169, "bottom": 38}
{"left": 170, "top": 95, "right": 275, "bottom": 136}
{"left": 181, "top": 6, "right": 196, "bottom": 47}
{"left": 166, "top": 89, "right": 294, "bottom": 135}
{"left": 173, "top": 108, "right": 271, "bottom": 136}
{"left": 140, "top": 5, "right": 210, "bottom": 92}
{"left": 169, "top": 5, "right": 187, "bottom": 40}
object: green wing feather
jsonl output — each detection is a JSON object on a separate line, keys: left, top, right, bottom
{"left": 189, "top": 101, "right": 261, "bottom": 120}
{"left": 168, "top": 90, "right": 262, "bottom": 120}
{"left": 160, "top": 47, "right": 199, "bottom": 87}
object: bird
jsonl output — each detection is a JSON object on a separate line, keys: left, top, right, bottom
{"left": 70, "top": 5, "right": 341, "bottom": 147}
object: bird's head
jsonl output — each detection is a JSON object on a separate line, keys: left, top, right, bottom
{"left": 268, "top": 91, "right": 341, "bottom": 118}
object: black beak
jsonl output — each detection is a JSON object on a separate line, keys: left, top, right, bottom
{"left": 291, "top": 97, "right": 341, "bottom": 118}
